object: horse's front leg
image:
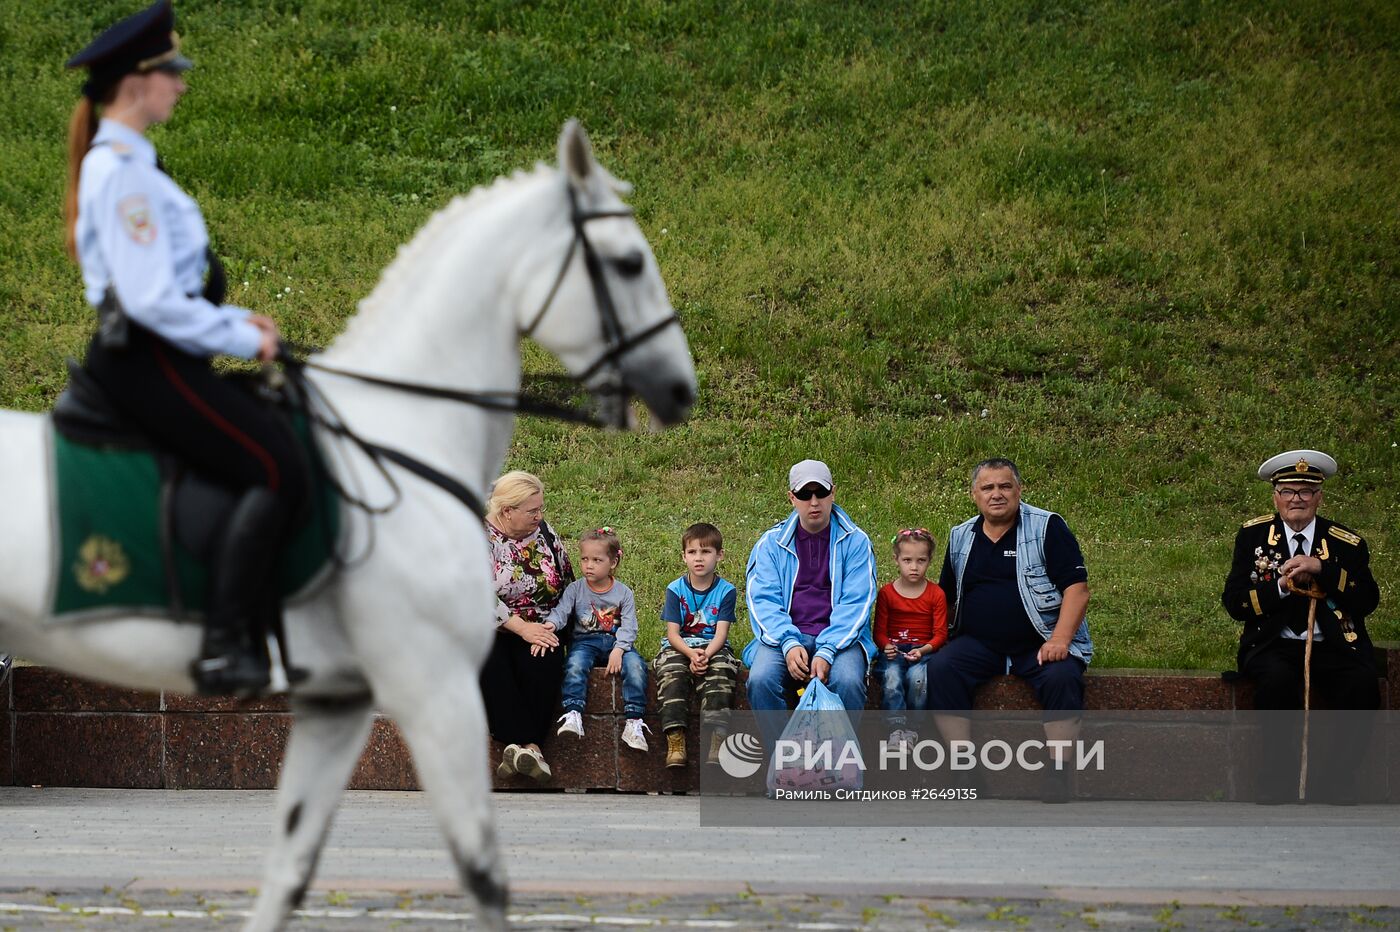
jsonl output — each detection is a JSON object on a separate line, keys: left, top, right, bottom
{"left": 377, "top": 661, "right": 508, "bottom": 932}
{"left": 244, "top": 695, "right": 375, "bottom": 932}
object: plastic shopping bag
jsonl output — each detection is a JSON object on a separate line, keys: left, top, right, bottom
{"left": 770, "top": 678, "right": 864, "bottom": 792}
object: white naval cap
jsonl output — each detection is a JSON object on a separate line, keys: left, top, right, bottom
{"left": 1257, "top": 449, "right": 1337, "bottom": 484}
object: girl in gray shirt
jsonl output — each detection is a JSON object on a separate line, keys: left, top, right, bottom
{"left": 547, "top": 528, "right": 651, "bottom": 751}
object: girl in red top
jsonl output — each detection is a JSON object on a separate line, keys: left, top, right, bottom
{"left": 874, "top": 528, "right": 948, "bottom": 748}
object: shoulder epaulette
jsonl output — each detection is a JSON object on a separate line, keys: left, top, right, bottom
{"left": 1327, "top": 525, "right": 1362, "bottom": 546}
{"left": 1242, "top": 514, "right": 1273, "bottom": 528}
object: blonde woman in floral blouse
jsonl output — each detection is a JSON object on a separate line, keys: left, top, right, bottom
{"left": 481, "top": 470, "right": 574, "bottom": 782}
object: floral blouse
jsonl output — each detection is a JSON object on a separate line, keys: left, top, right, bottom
{"left": 488, "top": 520, "right": 574, "bottom": 627}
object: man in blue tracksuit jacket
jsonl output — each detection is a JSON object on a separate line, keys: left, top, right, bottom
{"left": 744, "top": 460, "right": 877, "bottom": 718}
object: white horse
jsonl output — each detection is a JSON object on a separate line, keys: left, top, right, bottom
{"left": 0, "top": 120, "right": 696, "bottom": 931}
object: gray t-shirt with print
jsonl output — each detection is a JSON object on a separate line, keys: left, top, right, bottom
{"left": 545, "top": 579, "right": 639, "bottom": 653}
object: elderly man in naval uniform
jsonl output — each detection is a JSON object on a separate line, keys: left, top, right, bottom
{"left": 1222, "top": 449, "right": 1380, "bottom": 804}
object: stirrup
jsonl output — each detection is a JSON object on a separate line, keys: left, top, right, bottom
{"left": 264, "top": 632, "right": 310, "bottom": 691}
{"left": 191, "top": 651, "right": 271, "bottom": 698}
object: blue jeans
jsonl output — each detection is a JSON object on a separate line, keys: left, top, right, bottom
{"left": 873, "top": 645, "right": 931, "bottom": 726}
{"left": 562, "top": 632, "right": 648, "bottom": 719}
{"left": 747, "top": 633, "right": 870, "bottom": 773}
{"left": 747, "top": 633, "right": 869, "bottom": 714}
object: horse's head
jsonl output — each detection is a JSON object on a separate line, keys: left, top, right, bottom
{"left": 518, "top": 120, "right": 697, "bottom": 429}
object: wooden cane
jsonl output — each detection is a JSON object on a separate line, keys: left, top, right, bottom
{"left": 1286, "top": 577, "right": 1327, "bottom": 800}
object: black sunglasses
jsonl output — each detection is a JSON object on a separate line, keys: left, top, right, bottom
{"left": 792, "top": 485, "right": 831, "bottom": 501}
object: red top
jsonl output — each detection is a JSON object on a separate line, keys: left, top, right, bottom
{"left": 874, "top": 581, "right": 948, "bottom": 651}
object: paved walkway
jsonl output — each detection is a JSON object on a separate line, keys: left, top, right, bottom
{"left": 2, "top": 789, "right": 1398, "bottom": 928}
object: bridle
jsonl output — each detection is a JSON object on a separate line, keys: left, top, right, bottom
{"left": 296, "top": 182, "right": 680, "bottom": 429}
{"left": 520, "top": 184, "right": 681, "bottom": 388}
{"left": 280, "top": 180, "right": 683, "bottom": 526}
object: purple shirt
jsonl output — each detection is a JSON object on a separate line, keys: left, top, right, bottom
{"left": 791, "top": 523, "right": 833, "bottom": 635}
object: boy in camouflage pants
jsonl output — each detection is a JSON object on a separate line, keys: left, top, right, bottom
{"left": 653, "top": 523, "right": 740, "bottom": 768}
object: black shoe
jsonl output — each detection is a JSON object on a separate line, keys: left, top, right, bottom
{"left": 192, "top": 650, "right": 271, "bottom": 697}
{"left": 1040, "top": 765, "right": 1072, "bottom": 804}
{"left": 946, "top": 765, "right": 981, "bottom": 795}
{"left": 1255, "top": 784, "right": 1299, "bottom": 806}
{"left": 1309, "top": 776, "right": 1360, "bottom": 807}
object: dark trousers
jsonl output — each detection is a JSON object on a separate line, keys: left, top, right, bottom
{"left": 926, "top": 635, "right": 1085, "bottom": 718}
{"left": 1242, "top": 637, "right": 1379, "bottom": 800}
{"left": 85, "top": 325, "right": 308, "bottom": 516}
{"left": 480, "top": 629, "right": 566, "bottom": 746}
{"left": 1244, "top": 637, "right": 1379, "bottom": 710}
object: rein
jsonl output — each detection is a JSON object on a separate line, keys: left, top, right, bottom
{"left": 279, "top": 182, "right": 680, "bottom": 526}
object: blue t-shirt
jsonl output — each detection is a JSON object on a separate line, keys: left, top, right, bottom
{"left": 660, "top": 575, "right": 737, "bottom": 649}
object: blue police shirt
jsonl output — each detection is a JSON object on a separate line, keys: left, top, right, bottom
{"left": 75, "top": 119, "right": 261, "bottom": 359}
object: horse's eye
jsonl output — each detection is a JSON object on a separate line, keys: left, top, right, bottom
{"left": 611, "top": 250, "right": 645, "bottom": 278}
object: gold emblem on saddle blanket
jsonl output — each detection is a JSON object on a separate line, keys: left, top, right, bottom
{"left": 73, "top": 534, "right": 131, "bottom": 594}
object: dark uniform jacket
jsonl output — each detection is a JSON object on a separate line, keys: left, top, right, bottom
{"left": 1222, "top": 513, "right": 1380, "bottom": 672}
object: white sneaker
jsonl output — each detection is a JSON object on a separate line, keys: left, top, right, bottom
{"left": 621, "top": 718, "right": 651, "bottom": 752}
{"left": 557, "top": 710, "right": 584, "bottom": 738}
{"left": 889, "top": 728, "right": 919, "bottom": 751}
{"left": 514, "top": 746, "right": 552, "bottom": 783}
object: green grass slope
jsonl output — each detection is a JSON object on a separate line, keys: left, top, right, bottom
{"left": 2, "top": 1, "right": 1395, "bottom": 668}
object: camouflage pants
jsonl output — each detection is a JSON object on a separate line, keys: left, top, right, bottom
{"left": 653, "top": 646, "right": 739, "bottom": 732}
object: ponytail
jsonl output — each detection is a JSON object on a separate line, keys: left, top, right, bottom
{"left": 64, "top": 96, "right": 99, "bottom": 261}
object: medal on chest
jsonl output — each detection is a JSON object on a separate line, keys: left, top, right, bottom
{"left": 1250, "top": 546, "right": 1284, "bottom": 584}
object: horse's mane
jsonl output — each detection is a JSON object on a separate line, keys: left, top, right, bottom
{"left": 333, "top": 162, "right": 557, "bottom": 349}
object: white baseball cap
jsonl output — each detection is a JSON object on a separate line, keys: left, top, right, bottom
{"left": 788, "top": 459, "right": 833, "bottom": 492}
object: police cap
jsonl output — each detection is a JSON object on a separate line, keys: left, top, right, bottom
{"left": 66, "top": 1, "right": 192, "bottom": 101}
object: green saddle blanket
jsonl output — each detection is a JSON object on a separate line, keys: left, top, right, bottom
{"left": 50, "top": 414, "right": 340, "bottom": 621}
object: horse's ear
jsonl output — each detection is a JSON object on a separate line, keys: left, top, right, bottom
{"left": 558, "top": 119, "right": 595, "bottom": 188}
{"left": 596, "top": 163, "right": 633, "bottom": 197}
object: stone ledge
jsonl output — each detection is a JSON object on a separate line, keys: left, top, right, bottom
{"left": 3, "top": 647, "right": 1395, "bottom": 796}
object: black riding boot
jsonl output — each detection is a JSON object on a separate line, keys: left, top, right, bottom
{"left": 191, "top": 487, "right": 282, "bottom": 697}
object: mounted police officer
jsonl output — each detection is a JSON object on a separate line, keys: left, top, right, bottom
{"left": 1222, "top": 450, "right": 1381, "bottom": 804}
{"left": 65, "top": 1, "right": 308, "bottom": 696}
